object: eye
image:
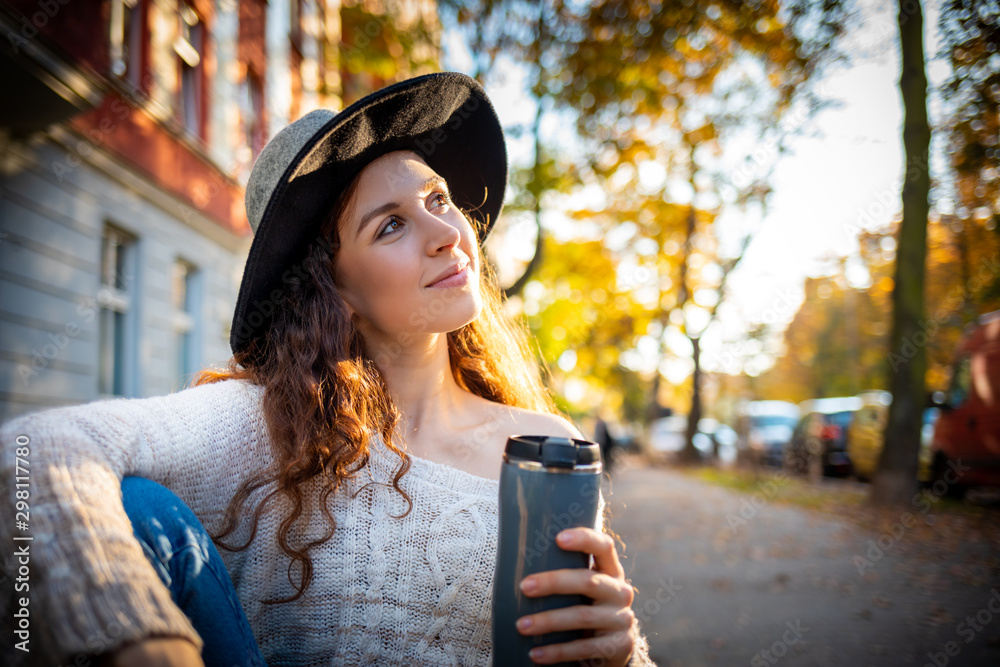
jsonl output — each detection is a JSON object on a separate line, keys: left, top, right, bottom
{"left": 377, "top": 217, "right": 403, "bottom": 238}
{"left": 431, "top": 191, "right": 451, "bottom": 209}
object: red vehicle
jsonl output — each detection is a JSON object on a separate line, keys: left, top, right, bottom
{"left": 931, "top": 311, "right": 1000, "bottom": 492}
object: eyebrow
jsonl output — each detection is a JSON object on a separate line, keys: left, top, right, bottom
{"left": 354, "top": 176, "right": 451, "bottom": 240}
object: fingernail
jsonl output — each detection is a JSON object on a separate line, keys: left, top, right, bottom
{"left": 517, "top": 617, "right": 533, "bottom": 631}
{"left": 521, "top": 578, "right": 537, "bottom": 594}
{"left": 558, "top": 531, "right": 573, "bottom": 546}
{"left": 530, "top": 648, "right": 544, "bottom": 660}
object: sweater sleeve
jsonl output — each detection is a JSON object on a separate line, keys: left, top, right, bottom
{"left": 0, "top": 380, "right": 265, "bottom": 664}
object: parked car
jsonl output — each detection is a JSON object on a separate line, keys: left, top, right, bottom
{"left": 648, "top": 414, "right": 687, "bottom": 458}
{"left": 930, "top": 310, "right": 1000, "bottom": 493}
{"left": 787, "top": 396, "right": 861, "bottom": 477}
{"left": 610, "top": 422, "right": 640, "bottom": 453}
{"left": 847, "top": 391, "right": 937, "bottom": 483}
{"left": 739, "top": 400, "right": 800, "bottom": 468}
{"left": 648, "top": 415, "right": 731, "bottom": 462}
{"left": 697, "top": 417, "right": 739, "bottom": 464}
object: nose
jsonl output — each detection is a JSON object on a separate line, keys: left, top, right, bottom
{"left": 423, "top": 212, "right": 462, "bottom": 255}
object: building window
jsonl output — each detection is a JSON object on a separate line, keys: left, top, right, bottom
{"left": 110, "top": 0, "right": 146, "bottom": 86}
{"left": 171, "top": 259, "right": 201, "bottom": 390}
{"left": 176, "top": 3, "right": 205, "bottom": 138}
{"left": 243, "top": 68, "right": 265, "bottom": 159}
{"left": 290, "top": 0, "right": 305, "bottom": 53}
{"left": 98, "top": 225, "right": 137, "bottom": 397}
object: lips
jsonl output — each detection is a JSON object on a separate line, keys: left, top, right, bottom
{"left": 427, "top": 259, "right": 471, "bottom": 288}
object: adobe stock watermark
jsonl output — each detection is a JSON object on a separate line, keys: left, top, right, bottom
{"left": 711, "top": 286, "right": 798, "bottom": 375}
{"left": 11, "top": 605, "right": 148, "bottom": 667}
{"left": 603, "top": 441, "right": 643, "bottom": 477}
{"left": 730, "top": 99, "right": 815, "bottom": 190}
{"left": 617, "top": 265, "right": 652, "bottom": 292}
{"left": 230, "top": 236, "right": 334, "bottom": 345}
{"left": 843, "top": 153, "right": 930, "bottom": 244}
{"left": 177, "top": 151, "right": 266, "bottom": 226}
{"left": 723, "top": 443, "right": 819, "bottom": 533}
{"left": 923, "top": 588, "right": 1000, "bottom": 667}
{"left": 439, "top": 416, "right": 502, "bottom": 465}
{"left": 50, "top": 100, "right": 131, "bottom": 182}
{"left": 724, "top": 469, "right": 790, "bottom": 533}
{"left": 887, "top": 254, "right": 999, "bottom": 372}
{"left": 50, "top": 68, "right": 160, "bottom": 183}
{"left": 368, "top": 286, "right": 467, "bottom": 368}
{"left": 522, "top": 481, "right": 602, "bottom": 567}
{"left": 410, "top": 94, "right": 482, "bottom": 161}
{"left": 853, "top": 458, "right": 970, "bottom": 575}
{"left": 635, "top": 576, "right": 682, "bottom": 626}
{"left": 342, "top": 12, "right": 391, "bottom": 62}
{"left": 864, "top": 0, "right": 926, "bottom": 52}
{"left": 74, "top": 613, "right": 139, "bottom": 667}
{"left": 585, "top": 577, "right": 683, "bottom": 666}
{"left": 5, "top": 0, "right": 72, "bottom": 55}
{"left": 750, "top": 620, "right": 810, "bottom": 666}
{"left": 16, "top": 271, "right": 134, "bottom": 386}
{"left": 231, "top": 222, "right": 478, "bottom": 369}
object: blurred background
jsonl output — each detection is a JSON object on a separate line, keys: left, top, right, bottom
{"left": 0, "top": 0, "right": 998, "bottom": 665}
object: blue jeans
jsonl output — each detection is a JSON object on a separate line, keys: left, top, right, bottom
{"left": 121, "top": 476, "right": 268, "bottom": 667}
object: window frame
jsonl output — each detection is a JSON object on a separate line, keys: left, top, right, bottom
{"left": 110, "top": 0, "right": 148, "bottom": 88}
{"left": 97, "top": 224, "right": 139, "bottom": 398}
{"left": 170, "top": 258, "right": 202, "bottom": 390}
{"left": 175, "top": 2, "right": 207, "bottom": 140}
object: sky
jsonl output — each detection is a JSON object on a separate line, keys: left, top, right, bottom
{"left": 706, "top": 0, "right": 952, "bottom": 379}
{"left": 443, "top": 0, "right": 951, "bottom": 384}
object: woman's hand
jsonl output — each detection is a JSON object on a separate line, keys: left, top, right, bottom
{"left": 516, "top": 527, "right": 637, "bottom": 666}
{"left": 107, "top": 637, "right": 205, "bottom": 667}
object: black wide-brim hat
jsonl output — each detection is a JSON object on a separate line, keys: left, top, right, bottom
{"left": 230, "top": 72, "right": 507, "bottom": 357}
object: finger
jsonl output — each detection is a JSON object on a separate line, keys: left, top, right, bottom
{"left": 517, "top": 603, "right": 634, "bottom": 636}
{"left": 527, "top": 629, "right": 634, "bottom": 665}
{"left": 521, "top": 568, "right": 630, "bottom": 606}
{"left": 557, "top": 528, "right": 624, "bottom": 579}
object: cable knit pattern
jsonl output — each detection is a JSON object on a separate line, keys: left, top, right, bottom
{"left": 0, "top": 379, "right": 655, "bottom": 666}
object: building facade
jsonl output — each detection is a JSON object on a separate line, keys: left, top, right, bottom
{"left": 0, "top": 0, "right": 439, "bottom": 422}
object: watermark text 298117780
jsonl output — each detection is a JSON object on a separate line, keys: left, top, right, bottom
{"left": 12, "top": 434, "right": 33, "bottom": 653}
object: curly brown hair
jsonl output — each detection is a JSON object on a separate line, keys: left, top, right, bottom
{"left": 195, "top": 170, "right": 561, "bottom": 604}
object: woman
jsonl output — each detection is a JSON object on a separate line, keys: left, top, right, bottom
{"left": 0, "top": 73, "right": 651, "bottom": 666}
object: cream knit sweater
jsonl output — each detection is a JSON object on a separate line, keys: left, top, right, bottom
{"left": 0, "top": 380, "right": 652, "bottom": 666}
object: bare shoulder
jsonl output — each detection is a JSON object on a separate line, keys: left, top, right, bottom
{"left": 483, "top": 401, "right": 584, "bottom": 441}
{"left": 449, "top": 396, "right": 585, "bottom": 479}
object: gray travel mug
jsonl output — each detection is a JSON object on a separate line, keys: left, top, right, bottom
{"left": 492, "top": 435, "right": 603, "bottom": 666}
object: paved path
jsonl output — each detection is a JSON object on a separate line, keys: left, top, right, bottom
{"left": 603, "top": 462, "right": 1000, "bottom": 667}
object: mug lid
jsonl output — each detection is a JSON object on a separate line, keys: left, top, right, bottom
{"left": 505, "top": 435, "right": 601, "bottom": 468}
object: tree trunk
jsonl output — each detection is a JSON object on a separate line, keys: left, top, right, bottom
{"left": 872, "top": 0, "right": 931, "bottom": 506}
{"left": 648, "top": 370, "right": 663, "bottom": 423}
{"left": 681, "top": 336, "right": 704, "bottom": 465}
{"left": 679, "top": 143, "right": 702, "bottom": 465}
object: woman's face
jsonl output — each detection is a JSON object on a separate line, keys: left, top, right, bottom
{"left": 334, "top": 150, "right": 482, "bottom": 345}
